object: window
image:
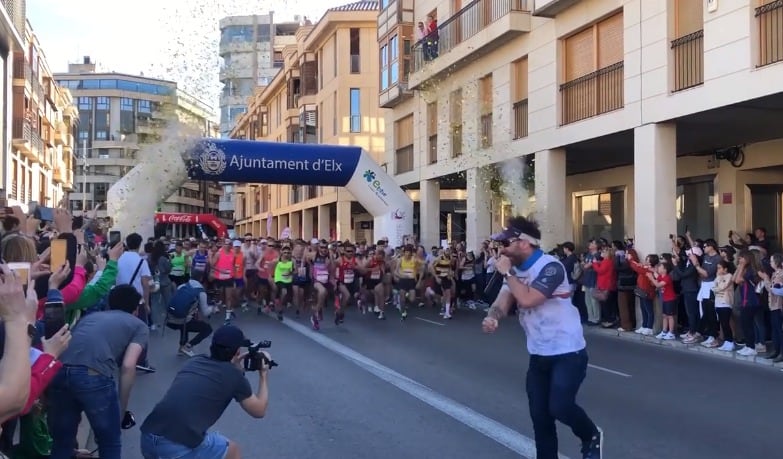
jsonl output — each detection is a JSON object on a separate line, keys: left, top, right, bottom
{"left": 394, "top": 115, "right": 414, "bottom": 174}
{"left": 390, "top": 35, "right": 399, "bottom": 84}
{"left": 575, "top": 188, "right": 625, "bottom": 248}
{"left": 120, "top": 97, "right": 134, "bottom": 133}
{"left": 350, "top": 28, "right": 361, "bottom": 73}
{"left": 256, "top": 24, "right": 271, "bottom": 42}
{"left": 671, "top": 0, "right": 704, "bottom": 91}
{"left": 273, "top": 51, "right": 284, "bottom": 68}
{"left": 77, "top": 97, "right": 91, "bottom": 110}
{"left": 561, "top": 11, "right": 624, "bottom": 124}
{"left": 349, "top": 88, "right": 361, "bottom": 133}
{"left": 380, "top": 45, "right": 389, "bottom": 90}
{"left": 138, "top": 100, "right": 152, "bottom": 114}
{"left": 380, "top": 0, "right": 389, "bottom": 9}
{"left": 479, "top": 75, "right": 493, "bottom": 148}
{"left": 332, "top": 92, "right": 337, "bottom": 135}
{"left": 449, "top": 89, "right": 463, "bottom": 157}
{"left": 512, "top": 58, "right": 529, "bottom": 139}
{"left": 677, "top": 177, "right": 715, "bottom": 238}
{"left": 427, "top": 102, "right": 438, "bottom": 164}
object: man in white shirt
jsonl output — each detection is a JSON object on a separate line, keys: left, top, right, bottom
{"left": 116, "top": 232, "right": 154, "bottom": 373}
{"left": 481, "top": 216, "right": 603, "bottom": 459}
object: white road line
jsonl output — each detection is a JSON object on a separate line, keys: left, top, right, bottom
{"left": 280, "top": 318, "right": 570, "bottom": 459}
{"left": 414, "top": 317, "right": 446, "bottom": 326}
{"left": 588, "top": 363, "right": 632, "bottom": 378}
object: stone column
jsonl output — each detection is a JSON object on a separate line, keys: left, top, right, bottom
{"left": 534, "top": 148, "right": 567, "bottom": 249}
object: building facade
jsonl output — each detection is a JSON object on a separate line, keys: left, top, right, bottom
{"left": 0, "top": 1, "right": 27, "bottom": 202}
{"left": 8, "top": 19, "right": 78, "bottom": 210}
{"left": 230, "top": 1, "right": 387, "bottom": 242}
{"left": 379, "top": 0, "right": 783, "bottom": 256}
{"left": 55, "top": 58, "right": 224, "bottom": 229}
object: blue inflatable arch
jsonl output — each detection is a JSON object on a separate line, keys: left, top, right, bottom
{"left": 187, "top": 139, "right": 414, "bottom": 245}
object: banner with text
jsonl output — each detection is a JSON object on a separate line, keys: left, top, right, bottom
{"left": 187, "top": 139, "right": 413, "bottom": 245}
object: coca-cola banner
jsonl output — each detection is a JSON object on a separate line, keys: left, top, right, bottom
{"left": 155, "top": 213, "right": 228, "bottom": 238}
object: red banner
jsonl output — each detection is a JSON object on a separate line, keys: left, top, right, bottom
{"left": 154, "top": 213, "right": 228, "bottom": 238}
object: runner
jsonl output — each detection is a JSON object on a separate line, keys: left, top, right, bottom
{"left": 241, "top": 234, "right": 260, "bottom": 309}
{"left": 254, "top": 240, "right": 278, "bottom": 315}
{"left": 335, "top": 243, "right": 359, "bottom": 325}
{"left": 231, "top": 240, "right": 245, "bottom": 315}
{"left": 271, "top": 244, "right": 294, "bottom": 321}
{"left": 395, "top": 244, "right": 421, "bottom": 320}
{"left": 291, "top": 241, "right": 310, "bottom": 316}
{"left": 190, "top": 242, "right": 210, "bottom": 284}
{"left": 169, "top": 242, "right": 190, "bottom": 286}
{"left": 428, "top": 250, "right": 455, "bottom": 319}
{"left": 211, "top": 239, "right": 237, "bottom": 324}
{"left": 363, "top": 249, "right": 387, "bottom": 320}
{"left": 309, "top": 241, "right": 334, "bottom": 330}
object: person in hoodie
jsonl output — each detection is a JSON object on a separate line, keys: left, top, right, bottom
{"left": 673, "top": 242, "right": 702, "bottom": 344}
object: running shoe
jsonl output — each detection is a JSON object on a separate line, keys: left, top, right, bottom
{"left": 310, "top": 314, "right": 320, "bottom": 331}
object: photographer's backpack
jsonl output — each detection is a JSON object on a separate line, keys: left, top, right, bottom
{"left": 168, "top": 283, "right": 204, "bottom": 319}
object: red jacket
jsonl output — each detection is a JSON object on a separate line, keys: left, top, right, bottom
{"left": 20, "top": 353, "right": 62, "bottom": 416}
{"left": 592, "top": 257, "right": 617, "bottom": 291}
{"left": 629, "top": 261, "right": 656, "bottom": 298}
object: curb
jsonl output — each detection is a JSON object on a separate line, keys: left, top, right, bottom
{"left": 587, "top": 327, "right": 783, "bottom": 371}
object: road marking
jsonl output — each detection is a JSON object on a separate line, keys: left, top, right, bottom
{"left": 588, "top": 363, "right": 632, "bottom": 378}
{"left": 280, "top": 318, "right": 570, "bottom": 459}
{"left": 414, "top": 317, "right": 445, "bottom": 326}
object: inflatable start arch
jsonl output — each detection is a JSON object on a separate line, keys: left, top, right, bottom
{"left": 186, "top": 139, "right": 414, "bottom": 245}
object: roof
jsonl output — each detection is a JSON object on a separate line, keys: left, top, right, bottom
{"left": 328, "top": 1, "right": 379, "bottom": 12}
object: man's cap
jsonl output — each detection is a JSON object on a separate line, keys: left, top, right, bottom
{"left": 212, "top": 325, "right": 251, "bottom": 349}
{"left": 232, "top": 240, "right": 242, "bottom": 247}
{"left": 310, "top": 238, "right": 319, "bottom": 245}
{"left": 491, "top": 226, "right": 523, "bottom": 242}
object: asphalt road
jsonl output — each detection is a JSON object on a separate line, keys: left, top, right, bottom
{"left": 117, "top": 304, "right": 783, "bottom": 458}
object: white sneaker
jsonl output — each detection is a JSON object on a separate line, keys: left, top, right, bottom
{"left": 644, "top": 328, "right": 655, "bottom": 336}
{"left": 655, "top": 331, "right": 666, "bottom": 339}
{"left": 718, "top": 341, "right": 734, "bottom": 352}
{"left": 178, "top": 345, "right": 195, "bottom": 357}
{"left": 634, "top": 328, "right": 643, "bottom": 334}
{"left": 701, "top": 337, "right": 715, "bottom": 347}
{"left": 663, "top": 332, "right": 676, "bottom": 340}
{"left": 738, "top": 346, "right": 757, "bottom": 356}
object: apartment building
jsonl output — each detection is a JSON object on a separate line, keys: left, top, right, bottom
{"left": 8, "top": 20, "right": 78, "bottom": 210}
{"left": 230, "top": 1, "right": 387, "bottom": 242}
{"left": 0, "top": 1, "right": 27, "bottom": 202}
{"left": 55, "top": 58, "right": 225, "bottom": 233}
{"left": 380, "top": 0, "right": 783, "bottom": 256}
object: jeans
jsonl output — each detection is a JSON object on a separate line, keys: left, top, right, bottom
{"left": 699, "top": 298, "right": 718, "bottom": 338}
{"left": 639, "top": 296, "right": 654, "bottom": 329}
{"left": 167, "top": 319, "right": 213, "bottom": 347}
{"left": 770, "top": 309, "right": 782, "bottom": 354}
{"left": 526, "top": 349, "right": 598, "bottom": 459}
{"left": 141, "top": 431, "right": 229, "bottom": 459}
{"left": 683, "top": 292, "right": 700, "bottom": 334}
{"left": 47, "top": 366, "right": 121, "bottom": 459}
{"left": 740, "top": 305, "right": 763, "bottom": 347}
{"left": 717, "top": 308, "right": 734, "bottom": 343}
{"left": 599, "top": 290, "right": 618, "bottom": 324}
{"left": 584, "top": 288, "right": 599, "bottom": 323}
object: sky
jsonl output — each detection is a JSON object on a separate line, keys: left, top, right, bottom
{"left": 26, "top": 0, "right": 349, "bottom": 117}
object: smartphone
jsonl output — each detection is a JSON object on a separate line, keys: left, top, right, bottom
{"left": 110, "top": 231, "right": 122, "bottom": 246}
{"left": 43, "top": 300, "right": 66, "bottom": 339}
{"left": 7, "top": 262, "right": 31, "bottom": 292}
{"left": 34, "top": 206, "right": 54, "bottom": 222}
{"left": 50, "top": 239, "right": 67, "bottom": 272}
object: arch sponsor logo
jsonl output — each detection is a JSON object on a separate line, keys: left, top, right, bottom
{"left": 198, "top": 142, "right": 227, "bottom": 176}
{"left": 363, "top": 170, "right": 388, "bottom": 198}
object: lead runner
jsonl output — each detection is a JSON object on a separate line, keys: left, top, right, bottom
{"left": 481, "top": 216, "right": 603, "bottom": 459}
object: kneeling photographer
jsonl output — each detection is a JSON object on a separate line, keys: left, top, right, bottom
{"left": 139, "top": 325, "right": 273, "bottom": 459}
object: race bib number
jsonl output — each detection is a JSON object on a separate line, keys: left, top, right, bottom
{"left": 315, "top": 270, "right": 329, "bottom": 283}
{"left": 370, "top": 270, "right": 381, "bottom": 280}
{"left": 343, "top": 270, "right": 355, "bottom": 284}
{"left": 461, "top": 271, "right": 474, "bottom": 281}
{"left": 297, "top": 266, "right": 307, "bottom": 277}
{"left": 402, "top": 269, "right": 414, "bottom": 278}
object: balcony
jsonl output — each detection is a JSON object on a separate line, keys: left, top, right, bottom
{"left": 512, "top": 99, "right": 529, "bottom": 139}
{"left": 671, "top": 30, "right": 704, "bottom": 92}
{"left": 54, "top": 121, "right": 67, "bottom": 146}
{"left": 12, "top": 118, "right": 32, "bottom": 156}
{"left": 757, "top": 0, "right": 783, "bottom": 67}
{"left": 63, "top": 169, "right": 75, "bottom": 191}
{"left": 559, "top": 61, "right": 624, "bottom": 125}
{"left": 219, "top": 39, "right": 255, "bottom": 56}
{"left": 379, "top": 81, "right": 413, "bottom": 108}
{"left": 220, "top": 93, "right": 247, "bottom": 108}
{"left": 531, "top": 0, "right": 581, "bottom": 17}
{"left": 32, "top": 78, "right": 43, "bottom": 102}
{"left": 409, "top": 0, "right": 531, "bottom": 90}
{"left": 53, "top": 161, "right": 65, "bottom": 184}
{"left": 93, "top": 138, "right": 140, "bottom": 151}
{"left": 12, "top": 56, "right": 30, "bottom": 84}
{"left": 31, "top": 133, "right": 43, "bottom": 164}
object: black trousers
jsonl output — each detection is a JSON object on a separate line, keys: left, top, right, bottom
{"left": 167, "top": 319, "right": 212, "bottom": 346}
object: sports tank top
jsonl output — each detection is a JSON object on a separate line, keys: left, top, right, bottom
{"left": 170, "top": 253, "right": 187, "bottom": 277}
{"left": 191, "top": 251, "right": 208, "bottom": 273}
{"left": 274, "top": 259, "right": 294, "bottom": 283}
{"left": 258, "top": 251, "right": 277, "bottom": 279}
{"left": 293, "top": 257, "right": 309, "bottom": 282}
{"left": 366, "top": 259, "right": 383, "bottom": 281}
{"left": 338, "top": 257, "right": 358, "bottom": 284}
{"left": 435, "top": 259, "right": 451, "bottom": 278}
{"left": 214, "top": 251, "right": 234, "bottom": 280}
{"left": 399, "top": 257, "right": 417, "bottom": 278}
{"left": 312, "top": 255, "right": 330, "bottom": 284}
{"left": 232, "top": 252, "right": 244, "bottom": 279}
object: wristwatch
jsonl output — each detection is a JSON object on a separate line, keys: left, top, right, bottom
{"left": 503, "top": 268, "right": 517, "bottom": 279}
{"left": 26, "top": 322, "right": 37, "bottom": 340}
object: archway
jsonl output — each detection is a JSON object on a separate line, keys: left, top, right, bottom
{"left": 185, "top": 139, "right": 414, "bottom": 245}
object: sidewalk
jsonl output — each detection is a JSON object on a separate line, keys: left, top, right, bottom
{"left": 588, "top": 327, "right": 783, "bottom": 371}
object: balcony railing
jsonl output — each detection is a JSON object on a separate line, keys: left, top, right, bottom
{"left": 513, "top": 99, "right": 528, "bottom": 139}
{"left": 395, "top": 145, "right": 414, "bottom": 174}
{"left": 480, "top": 113, "right": 493, "bottom": 148}
{"left": 428, "top": 135, "right": 438, "bottom": 164}
{"left": 757, "top": 0, "right": 783, "bottom": 67}
{"left": 12, "top": 118, "right": 31, "bottom": 142}
{"left": 671, "top": 30, "right": 704, "bottom": 92}
{"left": 1, "top": 0, "right": 26, "bottom": 36}
{"left": 560, "top": 61, "right": 624, "bottom": 125}
{"left": 451, "top": 125, "right": 463, "bottom": 157}
{"left": 32, "top": 133, "right": 43, "bottom": 156}
{"left": 412, "top": 0, "right": 528, "bottom": 72}
{"left": 12, "top": 57, "right": 30, "bottom": 80}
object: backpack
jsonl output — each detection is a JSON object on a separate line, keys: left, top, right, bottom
{"left": 168, "top": 283, "right": 204, "bottom": 319}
